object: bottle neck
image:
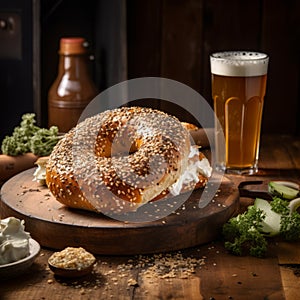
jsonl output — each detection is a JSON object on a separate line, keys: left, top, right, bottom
{"left": 57, "top": 54, "right": 91, "bottom": 79}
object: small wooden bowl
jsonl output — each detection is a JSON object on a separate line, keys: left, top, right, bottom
{"left": 48, "top": 247, "right": 96, "bottom": 278}
{"left": 48, "top": 260, "right": 95, "bottom": 278}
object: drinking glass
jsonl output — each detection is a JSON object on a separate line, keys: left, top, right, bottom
{"left": 210, "top": 51, "right": 269, "bottom": 174}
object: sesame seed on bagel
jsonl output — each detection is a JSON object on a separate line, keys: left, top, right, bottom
{"left": 46, "top": 106, "right": 210, "bottom": 215}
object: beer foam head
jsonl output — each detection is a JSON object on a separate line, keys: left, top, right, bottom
{"left": 210, "top": 51, "right": 269, "bottom": 77}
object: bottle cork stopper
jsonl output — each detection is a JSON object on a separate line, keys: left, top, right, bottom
{"left": 59, "top": 37, "right": 86, "bottom": 55}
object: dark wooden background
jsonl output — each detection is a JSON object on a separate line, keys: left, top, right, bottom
{"left": 41, "top": 0, "right": 300, "bottom": 134}
{"left": 1, "top": 0, "right": 300, "bottom": 142}
{"left": 126, "top": 0, "right": 300, "bottom": 134}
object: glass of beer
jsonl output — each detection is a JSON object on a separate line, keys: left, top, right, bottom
{"left": 210, "top": 51, "right": 269, "bottom": 174}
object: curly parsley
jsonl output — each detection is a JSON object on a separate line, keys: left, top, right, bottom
{"left": 1, "top": 113, "right": 60, "bottom": 156}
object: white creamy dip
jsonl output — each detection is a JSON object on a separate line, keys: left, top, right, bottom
{"left": 168, "top": 146, "right": 212, "bottom": 196}
{"left": 33, "top": 164, "right": 46, "bottom": 185}
{"left": 0, "top": 217, "right": 31, "bottom": 265}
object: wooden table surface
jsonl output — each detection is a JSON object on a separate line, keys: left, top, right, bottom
{"left": 1, "top": 134, "right": 300, "bottom": 300}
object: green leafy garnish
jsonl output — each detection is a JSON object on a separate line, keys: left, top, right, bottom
{"left": 271, "top": 197, "right": 300, "bottom": 241}
{"left": 223, "top": 182, "right": 300, "bottom": 258}
{"left": 1, "top": 113, "right": 60, "bottom": 156}
{"left": 222, "top": 205, "right": 268, "bottom": 258}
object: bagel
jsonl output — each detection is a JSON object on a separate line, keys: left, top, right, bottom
{"left": 46, "top": 107, "right": 212, "bottom": 214}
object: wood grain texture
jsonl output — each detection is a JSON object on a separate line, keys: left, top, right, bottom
{"left": 1, "top": 135, "right": 300, "bottom": 299}
{"left": 279, "top": 267, "right": 300, "bottom": 300}
{"left": 127, "top": 0, "right": 162, "bottom": 78}
{"left": 125, "top": 1, "right": 300, "bottom": 134}
{"left": 0, "top": 168, "right": 239, "bottom": 255}
{"left": 261, "top": 0, "right": 300, "bottom": 134}
{"left": 200, "top": 0, "right": 262, "bottom": 106}
{"left": 277, "top": 240, "right": 300, "bottom": 300}
{"left": 0, "top": 241, "right": 286, "bottom": 300}
{"left": 160, "top": 0, "right": 203, "bottom": 93}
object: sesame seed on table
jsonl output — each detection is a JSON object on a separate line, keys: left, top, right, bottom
{"left": 1, "top": 131, "right": 300, "bottom": 299}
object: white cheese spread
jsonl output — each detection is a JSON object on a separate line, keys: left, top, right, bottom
{"left": 33, "top": 157, "right": 49, "bottom": 185}
{"left": 0, "top": 217, "right": 31, "bottom": 265}
{"left": 168, "top": 146, "right": 212, "bottom": 196}
{"left": 33, "top": 164, "right": 46, "bottom": 184}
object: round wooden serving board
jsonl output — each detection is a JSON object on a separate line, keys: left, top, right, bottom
{"left": 0, "top": 168, "right": 239, "bottom": 255}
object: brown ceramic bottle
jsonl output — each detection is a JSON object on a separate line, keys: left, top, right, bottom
{"left": 48, "top": 37, "right": 98, "bottom": 133}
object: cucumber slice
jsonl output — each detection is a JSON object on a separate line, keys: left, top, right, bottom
{"left": 273, "top": 181, "right": 299, "bottom": 190}
{"left": 254, "top": 198, "right": 281, "bottom": 236}
{"left": 288, "top": 197, "right": 300, "bottom": 214}
{"left": 268, "top": 181, "right": 299, "bottom": 200}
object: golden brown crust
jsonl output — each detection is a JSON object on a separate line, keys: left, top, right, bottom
{"left": 46, "top": 152, "right": 209, "bottom": 213}
{"left": 181, "top": 122, "right": 199, "bottom": 131}
{"left": 46, "top": 107, "right": 200, "bottom": 214}
{"left": 46, "top": 167, "right": 96, "bottom": 212}
{"left": 34, "top": 156, "right": 50, "bottom": 167}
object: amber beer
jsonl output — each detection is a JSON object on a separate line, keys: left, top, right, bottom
{"left": 210, "top": 51, "right": 269, "bottom": 174}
